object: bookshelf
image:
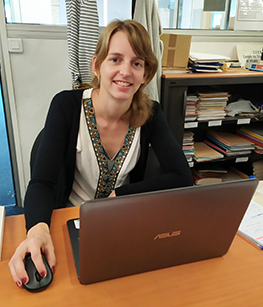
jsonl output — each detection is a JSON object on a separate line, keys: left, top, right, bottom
{"left": 160, "top": 70, "right": 263, "bottom": 177}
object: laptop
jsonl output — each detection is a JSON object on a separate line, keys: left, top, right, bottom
{"left": 67, "top": 178, "right": 258, "bottom": 284}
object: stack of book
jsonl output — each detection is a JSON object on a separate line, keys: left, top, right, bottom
{"left": 192, "top": 166, "right": 248, "bottom": 186}
{"left": 205, "top": 130, "right": 255, "bottom": 156}
{"left": 193, "top": 141, "right": 224, "bottom": 162}
{"left": 252, "top": 160, "right": 263, "bottom": 180}
{"left": 196, "top": 92, "right": 229, "bottom": 121}
{"left": 188, "top": 52, "right": 230, "bottom": 73}
{"left": 185, "top": 94, "right": 198, "bottom": 121}
{"left": 236, "top": 125, "right": 263, "bottom": 154}
{"left": 191, "top": 166, "right": 225, "bottom": 185}
{"left": 182, "top": 131, "right": 195, "bottom": 163}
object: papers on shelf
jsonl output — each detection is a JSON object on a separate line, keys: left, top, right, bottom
{"left": 196, "top": 92, "right": 229, "bottom": 121}
{"left": 189, "top": 52, "right": 231, "bottom": 62}
{"left": 239, "top": 200, "right": 263, "bottom": 249}
{"left": 189, "top": 52, "right": 230, "bottom": 72}
{"left": 207, "top": 130, "right": 255, "bottom": 152}
{"left": 253, "top": 161, "right": 263, "bottom": 180}
{"left": 236, "top": 125, "right": 263, "bottom": 154}
{"left": 183, "top": 131, "right": 195, "bottom": 164}
{"left": 193, "top": 141, "right": 224, "bottom": 162}
{"left": 185, "top": 94, "right": 198, "bottom": 122}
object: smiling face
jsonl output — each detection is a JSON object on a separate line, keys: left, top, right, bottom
{"left": 92, "top": 31, "right": 146, "bottom": 105}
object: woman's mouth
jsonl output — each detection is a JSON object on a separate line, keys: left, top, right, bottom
{"left": 114, "top": 81, "right": 132, "bottom": 87}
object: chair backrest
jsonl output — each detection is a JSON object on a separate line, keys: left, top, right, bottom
{"left": 30, "top": 129, "right": 43, "bottom": 177}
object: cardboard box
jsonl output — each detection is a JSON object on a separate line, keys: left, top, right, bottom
{"left": 160, "top": 34, "right": 192, "bottom": 68}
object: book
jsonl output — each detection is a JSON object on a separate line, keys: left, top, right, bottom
{"left": 192, "top": 166, "right": 247, "bottom": 185}
{"left": 0, "top": 206, "right": 5, "bottom": 261}
{"left": 207, "top": 131, "right": 255, "bottom": 151}
{"left": 193, "top": 142, "right": 224, "bottom": 162}
{"left": 192, "top": 165, "right": 227, "bottom": 178}
{"left": 192, "top": 173, "right": 222, "bottom": 185}
{"left": 189, "top": 52, "right": 230, "bottom": 63}
{"left": 204, "top": 139, "right": 252, "bottom": 156}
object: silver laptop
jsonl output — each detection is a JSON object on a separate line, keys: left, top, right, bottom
{"left": 67, "top": 178, "right": 258, "bottom": 284}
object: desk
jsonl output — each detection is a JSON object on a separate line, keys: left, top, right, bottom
{"left": 1, "top": 185, "right": 263, "bottom": 307}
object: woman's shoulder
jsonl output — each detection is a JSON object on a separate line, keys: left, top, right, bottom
{"left": 152, "top": 100, "right": 161, "bottom": 112}
{"left": 52, "top": 88, "right": 86, "bottom": 102}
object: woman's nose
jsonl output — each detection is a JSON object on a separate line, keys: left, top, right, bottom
{"left": 120, "top": 62, "right": 132, "bottom": 76}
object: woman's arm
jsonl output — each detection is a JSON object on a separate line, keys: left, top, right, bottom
{"left": 9, "top": 89, "right": 83, "bottom": 287}
{"left": 8, "top": 223, "right": 56, "bottom": 288}
{"left": 115, "top": 102, "right": 193, "bottom": 196}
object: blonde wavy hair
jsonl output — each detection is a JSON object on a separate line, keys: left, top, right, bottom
{"left": 90, "top": 19, "right": 158, "bottom": 128}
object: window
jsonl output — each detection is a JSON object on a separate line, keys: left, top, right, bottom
{"left": 160, "top": 0, "right": 236, "bottom": 30}
{"left": 4, "top": 0, "right": 132, "bottom": 27}
{"left": 0, "top": 76, "right": 15, "bottom": 208}
{"left": 4, "top": 0, "right": 239, "bottom": 30}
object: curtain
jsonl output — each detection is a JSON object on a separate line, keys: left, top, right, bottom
{"left": 133, "top": 0, "right": 163, "bottom": 102}
{"left": 65, "top": 0, "right": 99, "bottom": 89}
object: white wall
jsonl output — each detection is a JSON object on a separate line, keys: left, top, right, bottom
{"left": 9, "top": 38, "right": 71, "bottom": 189}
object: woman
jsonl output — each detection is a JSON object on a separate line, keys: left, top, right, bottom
{"left": 9, "top": 19, "right": 193, "bottom": 287}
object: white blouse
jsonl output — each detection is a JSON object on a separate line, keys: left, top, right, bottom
{"left": 69, "top": 89, "right": 141, "bottom": 206}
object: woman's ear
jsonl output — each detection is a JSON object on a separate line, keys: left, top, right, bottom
{"left": 92, "top": 56, "right": 98, "bottom": 76}
{"left": 141, "top": 69, "right": 148, "bottom": 85}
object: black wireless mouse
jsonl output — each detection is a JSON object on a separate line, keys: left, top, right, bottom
{"left": 23, "top": 253, "right": 53, "bottom": 292}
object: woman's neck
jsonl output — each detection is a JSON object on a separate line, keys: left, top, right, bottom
{"left": 91, "top": 88, "right": 131, "bottom": 124}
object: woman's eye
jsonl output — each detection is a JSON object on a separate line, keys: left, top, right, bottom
{"left": 134, "top": 61, "right": 144, "bottom": 68}
{"left": 111, "top": 58, "right": 118, "bottom": 63}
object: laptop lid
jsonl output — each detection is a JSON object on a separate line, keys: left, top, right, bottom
{"left": 67, "top": 178, "right": 258, "bottom": 284}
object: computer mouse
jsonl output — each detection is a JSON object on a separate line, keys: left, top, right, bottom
{"left": 23, "top": 253, "right": 53, "bottom": 292}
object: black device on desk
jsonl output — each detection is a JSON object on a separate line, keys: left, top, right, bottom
{"left": 67, "top": 178, "right": 258, "bottom": 285}
{"left": 23, "top": 253, "right": 53, "bottom": 292}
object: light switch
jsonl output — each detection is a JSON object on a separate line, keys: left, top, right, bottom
{"left": 8, "top": 38, "right": 23, "bottom": 53}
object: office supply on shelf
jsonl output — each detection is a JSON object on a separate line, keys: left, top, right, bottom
{"left": 204, "top": 139, "right": 252, "bottom": 157}
{"left": 182, "top": 131, "right": 195, "bottom": 163}
{"left": 185, "top": 94, "right": 198, "bottom": 121}
{"left": 196, "top": 92, "right": 229, "bottom": 121}
{"left": 67, "top": 179, "right": 258, "bottom": 285}
{"left": 253, "top": 160, "right": 263, "bottom": 180}
{"left": 237, "top": 126, "right": 263, "bottom": 155}
{"left": 189, "top": 53, "right": 229, "bottom": 72}
{"left": 207, "top": 130, "right": 255, "bottom": 152}
{"left": 193, "top": 141, "right": 224, "bottom": 162}
{"left": 189, "top": 52, "right": 230, "bottom": 63}
{"left": 225, "top": 99, "right": 259, "bottom": 117}
{"left": 236, "top": 44, "right": 263, "bottom": 68}
{"left": 192, "top": 173, "right": 222, "bottom": 185}
{"left": 193, "top": 165, "right": 228, "bottom": 176}
{"left": 239, "top": 200, "right": 263, "bottom": 249}
{"left": 0, "top": 206, "right": 5, "bottom": 261}
{"left": 192, "top": 166, "right": 248, "bottom": 185}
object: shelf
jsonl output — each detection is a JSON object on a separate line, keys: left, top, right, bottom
{"left": 184, "top": 114, "right": 263, "bottom": 130}
{"left": 161, "top": 71, "right": 263, "bottom": 177}
{"left": 189, "top": 152, "right": 262, "bottom": 167}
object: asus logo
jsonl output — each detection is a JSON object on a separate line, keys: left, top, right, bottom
{"left": 154, "top": 230, "right": 181, "bottom": 240}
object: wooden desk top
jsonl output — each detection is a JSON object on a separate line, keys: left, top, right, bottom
{"left": 162, "top": 69, "right": 263, "bottom": 80}
{"left": 1, "top": 192, "right": 263, "bottom": 306}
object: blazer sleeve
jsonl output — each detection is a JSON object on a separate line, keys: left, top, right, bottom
{"left": 24, "top": 90, "right": 82, "bottom": 231}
